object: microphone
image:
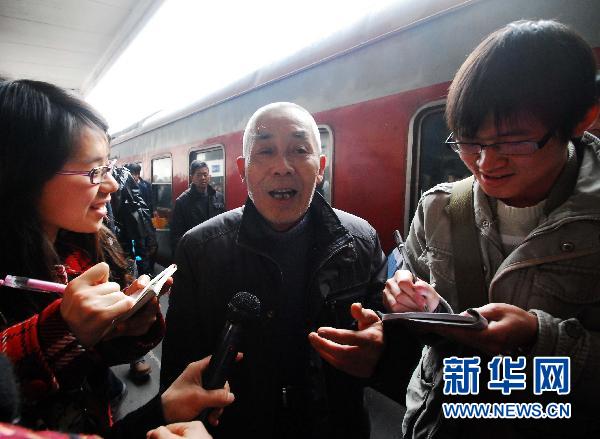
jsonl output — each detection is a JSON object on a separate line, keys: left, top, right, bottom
{"left": 199, "top": 292, "right": 261, "bottom": 421}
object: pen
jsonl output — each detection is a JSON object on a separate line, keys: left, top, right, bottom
{"left": 393, "top": 230, "right": 418, "bottom": 279}
{"left": 393, "top": 229, "right": 422, "bottom": 279}
{"left": 393, "top": 230, "right": 430, "bottom": 312}
{"left": 0, "top": 275, "right": 66, "bottom": 295}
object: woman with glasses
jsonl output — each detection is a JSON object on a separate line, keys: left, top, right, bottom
{"left": 0, "top": 79, "right": 167, "bottom": 435}
{"left": 377, "top": 20, "right": 600, "bottom": 438}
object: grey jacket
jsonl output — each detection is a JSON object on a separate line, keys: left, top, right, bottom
{"left": 401, "top": 133, "right": 600, "bottom": 438}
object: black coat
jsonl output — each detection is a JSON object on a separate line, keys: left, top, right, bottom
{"left": 169, "top": 184, "right": 225, "bottom": 254}
{"left": 137, "top": 178, "right": 153, "bottom": 214}
{"left": 160, "top": 194, "right": 387, "bottom": 439}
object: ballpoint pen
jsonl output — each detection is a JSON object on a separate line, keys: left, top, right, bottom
{"left": 393, "top": 229, "right": 429, "bottom": 312}
{"left": 393, "top": 230, "right": 418, "bottom": 280}
{"left": 0, "top": 275, "right": 66, "bottom": 295}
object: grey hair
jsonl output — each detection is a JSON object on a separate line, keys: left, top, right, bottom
{"left": 242, "top": 102, "right": 321, "bottom": 157}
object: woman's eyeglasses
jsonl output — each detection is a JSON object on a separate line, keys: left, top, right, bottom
{"left": 55, "top": 159, "right": 117, "bottom": 184}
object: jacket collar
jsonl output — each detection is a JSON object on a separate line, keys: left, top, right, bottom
{"left": 543, "top": 133, "right": 600, "bottom": 224}
{"left": 543, "top": 141, "right": 579, "bottom": 215}
{"left": 189, "top": 183, "right": 216, "bottom": 197}
{"left": 237, "top": 192, "right": 351, "bottom": 256}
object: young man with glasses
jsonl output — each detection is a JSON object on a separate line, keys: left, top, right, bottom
{"left": 378, "top": 20, "right": 600, "bottom": 438}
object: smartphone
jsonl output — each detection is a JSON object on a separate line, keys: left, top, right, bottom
{"left": 116, "top": 263, "right": 177, "bottom": 321}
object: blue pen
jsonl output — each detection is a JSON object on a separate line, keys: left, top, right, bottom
{"left": 393, "top": 230, "right": 418, "bottom": 280}
{"left": 393, "top": 230, "right": 428, "bottom": 311}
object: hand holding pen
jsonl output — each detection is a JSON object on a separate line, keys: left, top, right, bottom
{"left": 58, "top": 262, "right": 142, "bottom": 347}
{"left": 1, "top": 263, "right": 162, "bottom": 347}
{"left": 393, "top": 230, "right": 419, "bottom": 282}
{"left": 383, "top": 230, "right": 441, "bottom": 313}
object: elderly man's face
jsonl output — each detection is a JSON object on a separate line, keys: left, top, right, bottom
{"left": 237, "top": 106, "right": 326, "bottom": 231}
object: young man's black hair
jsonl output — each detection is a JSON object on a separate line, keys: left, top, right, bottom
{"left": 446, "top": 20, "right": 598, "bottom": 140}
{"left": 190, "top": 160, "right": 208, "bottom": 175}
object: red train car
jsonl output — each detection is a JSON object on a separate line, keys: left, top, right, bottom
{"left": 110, "top": 0, "right": 600, "bottom": 263}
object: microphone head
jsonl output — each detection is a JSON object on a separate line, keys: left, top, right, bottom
{"left": 227, "top": 292, "right": 261, "bottom": 324}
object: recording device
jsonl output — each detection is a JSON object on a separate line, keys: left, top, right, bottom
{"left": 199, "top": 292, "right": 261, "bottom": 421}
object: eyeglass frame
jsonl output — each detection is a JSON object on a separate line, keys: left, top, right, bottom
{"left": 55, "top": 159, "right": 117, "bottom": 185}
{"left": 444, "top": 130, "right": 554, "bottom": 156}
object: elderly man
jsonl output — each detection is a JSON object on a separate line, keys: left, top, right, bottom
{"left": 160, "top": 102, "right": 387, "bottom": 438}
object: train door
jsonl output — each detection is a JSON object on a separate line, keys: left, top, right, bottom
{"left": 150, "top": 155, "right": 173, "bottom": 264}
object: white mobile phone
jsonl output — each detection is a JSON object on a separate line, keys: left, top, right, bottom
{"left": 116, "top": 264, "right": 177, "bottom": 322}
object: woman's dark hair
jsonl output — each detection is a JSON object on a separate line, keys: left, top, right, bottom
{"left": 446, "top": 20, "right": 598, "bottom": 140}
{"left": 0, "top": 79, "right": 127, "bottom": 283}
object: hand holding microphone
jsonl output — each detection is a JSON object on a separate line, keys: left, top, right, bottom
{"left": 198, "top": 292, "right": 261, "bottom": 423}
{"left": 160, "top": 356, "right": 235, "bottom": 426}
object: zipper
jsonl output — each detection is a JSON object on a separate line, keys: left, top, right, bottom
{"left": 521, "top": 214, "right": 600, "bottom": 244}
{"left": 489, "top": 215, "right": 600, "bottom": 298}
{"left": 307, "top": 237, "right": 354, "bottom": 324}
{"left": 308, "top": 236, "right": 353, "bottom": 289}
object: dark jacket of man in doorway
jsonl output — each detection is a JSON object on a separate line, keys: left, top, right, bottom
{"left": 170, "top": 160, "right": 225, "bottom": 255}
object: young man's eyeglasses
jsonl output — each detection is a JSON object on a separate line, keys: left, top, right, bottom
{"left": 55, "top": 159, "right": 117, "bottom": 184}
{"left": 445, "top": 130, "right": 554, "bottom": 156}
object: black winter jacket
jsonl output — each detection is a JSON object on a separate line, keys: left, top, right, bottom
{"left": 169, "top": 184, "right": 225, "bottom": 255}
{"left": 160, "top": 194, "right": 387, "bottom": 439}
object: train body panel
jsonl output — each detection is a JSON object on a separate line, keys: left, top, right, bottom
{"left": 111, "top": 0, "right": 600, "bottom": 261}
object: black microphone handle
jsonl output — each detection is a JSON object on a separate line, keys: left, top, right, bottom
{"left": 198, "top": 321, "right": 244, "bottom": 422}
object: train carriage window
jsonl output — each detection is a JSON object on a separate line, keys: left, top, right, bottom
{"left": 317, "top": 125, "right": 334, "bottom": 205}
{"left": 151, "top": 156, "right": 173, "bottom": 230}
{"left": 409, "top": 106, "right": 469, "bottom": 221}
{"left": 190, "top": 146, "right": 225, "bottom": 200}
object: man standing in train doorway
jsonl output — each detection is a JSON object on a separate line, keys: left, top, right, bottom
{"left": 160, "top": 102, "right": 390, "bottom": 439}
{"left": 169, "top": 159, "right": 225, "bottom": 255}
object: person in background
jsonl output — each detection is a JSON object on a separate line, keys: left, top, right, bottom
{"left": 111, "top": 165, "right": 156, "bottom": 278}
{"left": 169, "top": 160, "right": 225, "bottom": 255}
{"left": 380, "top": 20, "right": 599, "bottom": 438}
{"left": 0, "top": 78, "right": 165, "bottom": 436}
{"left": 161, "top": 102, "right": 388, "bottom": 439}
{"left": 124, "top": 163, "right": 157, "bottom": 275}
{"left": 125, "top": 162, "right": 153, "bottom": 214}
{"left": 119, "top": 163, "right": 159, "bottom": 382}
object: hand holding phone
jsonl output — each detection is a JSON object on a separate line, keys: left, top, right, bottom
{"left": 116, "top": 264, "right": 177, "bottom": 322}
